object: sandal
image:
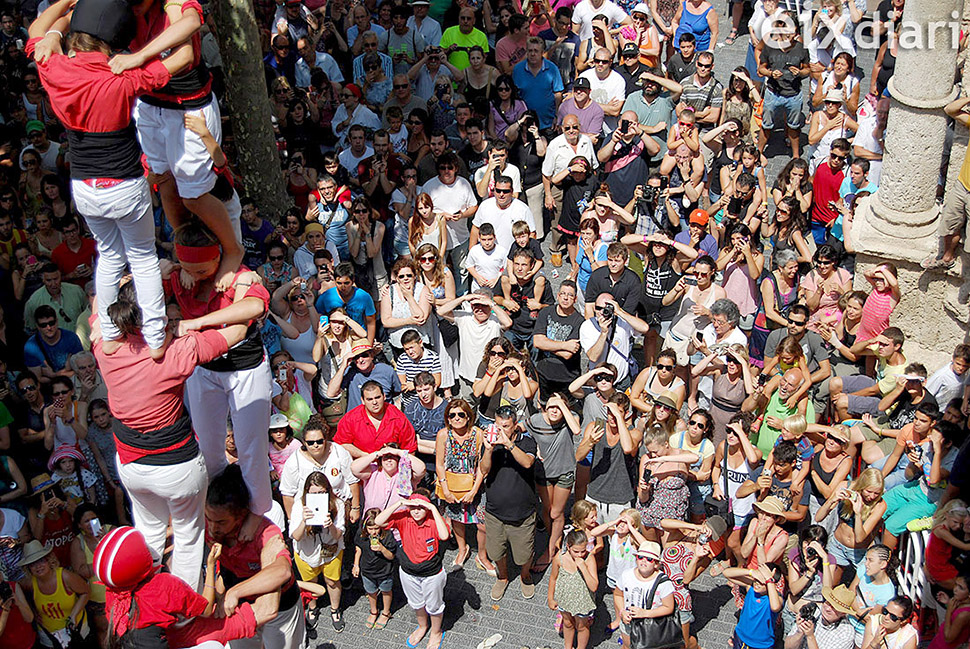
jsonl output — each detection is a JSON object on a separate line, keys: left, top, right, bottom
{"left": 375, "top": 611, "right": 392, "bottom": 630}
{"left": 452, "top": 545, "right": 471, "bottom": 567}
{"left": 331, "top": 608, "right": 345, "bottom": 633}
{"left": 921, "top": 254, "right": 956, "bottom": 270}
{"left": 366, "top": 611, "right": 379, "bottom": 629}
{"left": 475, "top": 555, "right": 497, "bottom": 577}
{"left": 725, "top": 28, "right": 738, "bottom": 45}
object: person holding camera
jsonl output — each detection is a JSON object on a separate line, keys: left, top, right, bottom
{"left": 580, "top": 293, "right": 651, "bottom": 391}
{"left": 0, "top": 576, "right": 35, "bottom": 649}
{"left": 784, "top": 584, "right": 856, "bottom": 649}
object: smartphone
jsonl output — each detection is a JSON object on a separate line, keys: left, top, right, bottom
{"left": 694, "top": 331, "right": 704, "bottom": 343}
{"left": 620, "top": 118, "right": 631, "bottom": 134}
{"left": 26, "top": 255, "right": 37, "bottom": 265}
{"left": 685, "top": 275, "right": 698, "bottom": 286}
{"left": 370, "top": 536, "right": 381, "bottom": 551}
{"left": 276, "top": 367, "right": 287, "bottom": 383}
{"left": 319, "top": 315, "right": 328, "bottom": 329}
{"left": 89, "top": 517, "right": 102, "bottom": 537}
{"left": 305, "top": 493, "right": 329, "bottom": 526}
{"left": 757, "top": 374, "right": 769, "bottom": 387}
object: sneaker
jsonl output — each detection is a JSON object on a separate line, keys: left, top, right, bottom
{"left": 520, "top": 579, "right": 535, "bottom": 599}
{"left": 490, "top": 579, "right": 509, "bottom": 601}
{"left": 305, "top": 621, "right": 318, "bottom": 642}
{"left": 331, "top": 608, "right": 345, "bottom": 633}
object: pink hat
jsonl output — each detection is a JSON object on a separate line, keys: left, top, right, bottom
{"left": 48, "top": 445, "right": 86, "bottom": 472}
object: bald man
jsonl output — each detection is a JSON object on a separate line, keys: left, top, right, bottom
{"left": 578, "top": 47, "right": 627, "bottom": 133}
{"left": 540, "top": 113, "right": 598, "bottom": 255}
{"left": 742, "top": 367, "right": 815, "bottom": 456}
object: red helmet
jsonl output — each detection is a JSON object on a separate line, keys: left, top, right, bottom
{"left": 93, "top": 527, "right": 154, "bottom": 589}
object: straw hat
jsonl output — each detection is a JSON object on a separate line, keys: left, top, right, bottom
{"left": 350, "top": 339, "right": 373, "bottom": 357}
{"left": 17, "top": 540, "right": 52, "bottom": 566}
{"left": 705, "top": 515, "right": 728, "bottom": 540}
{"left": 654, "top": 392, "right": 678, "bottom": 411}
{"left": 822, "top": 585, "right": 855, "bottom": 614}
{"left": 753, "top": 495, "right": 786, "bottom": 518}
{"left": 30, "top": 473, "right": 56, "bottom": 495}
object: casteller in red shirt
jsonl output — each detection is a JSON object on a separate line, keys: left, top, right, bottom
{"left": 335, "top": 399, "right": 417, "bottom": 455}
{"left": 810, "top": 156, "right": 846, "bottom": 227}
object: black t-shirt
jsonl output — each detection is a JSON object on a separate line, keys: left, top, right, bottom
{"left": 534, "top": 305, "right": 585, "bottom": 381}
{"left": 508, "top": 275, "right": 553, "bottom": 336}
{"left": 507, "top": 238, "right": 544, "bottom": 264}
{"left": 619, "top": 62, "right": 650, "bottom": 95}
{"left": 509, "top": 140, "right": 544, "bottom": 189}
{"left": 667, "top": 52, "right": 696, "bottom": 83}
{"left": 585, "top": 267, "right": 641, "bottom": 314}
{"left": 559, "top": 174, "right": 599, "bottom": 234}
{"left": 888, "top": 390, "right": 938, "bottom": 430}
{"left": 459, "top": 143, "right": 490, "bottom": 180}
{"left": 354, "top": 530, "right": 399, "bottom": 581}
{"left": 604, "top": 139, "right": 650, "bottom": 206}
{"left": 760, "top": 42, "right": 809, "bottom": 97}
{"left": 483, "top": 433, "right": 539, "bottom": 522}
{"left": 640, "top": 258, "right": 681, "bottom": 322}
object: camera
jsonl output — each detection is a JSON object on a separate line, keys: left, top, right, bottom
{"left": 601, "top": 303, "right": 614, "bottom": 321}
{"left": 799, "top": 602, "right": 818, "bottom": 622}
{"left": 620, "top": 118, "right": 631, "bottom": 134}
{"left": 0, "top": 581, "right": 11, "bottom": 601}
{"left": 641, "top": 466, "right": 653, "bottom": 483}
{"left": 806, "top": 547, "right": 819, "bottom": 562}
{"left": 757, "top": 374, "right": 768, "bottom": 387}
{"left": 641, "top": 185, "right": 659, "bottom": 203}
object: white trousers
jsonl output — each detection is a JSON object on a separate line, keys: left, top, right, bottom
{"left": 228, "top": 601, "right": 304, "bottom": 649}
{"left": 185, "top": 360, "right": 273, "bottom": 516}
{"left": 72, "top": 177, "right": 166, "bottom": 348}
{"left": 117, "top": 453, "right": 208, "bottom": 590}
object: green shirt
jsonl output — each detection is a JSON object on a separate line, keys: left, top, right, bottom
{"left": 622, "top": 92, "right": 674, "bottom": 162}
{"left": 754, "top": 389, "right": 816, "bottom": 457}
{"left": 24, "top": 282, "right": 88, "bottom": 332}
{"left": 439, "top": 26, "right": 489, "bottom": 70}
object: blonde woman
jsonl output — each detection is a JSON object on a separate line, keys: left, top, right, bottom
{"left": 415, "top": 243, "right": 458, "bottom": 395}
{"left": 408, "top": 193, "right": 447, "bottom": 262}
{"left": 815, "top": 467, "right": 886, "bottom": 583}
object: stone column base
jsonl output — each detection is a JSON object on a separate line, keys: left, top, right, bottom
{"left": 853, "top": 195, "right": 970, "bottom": 368}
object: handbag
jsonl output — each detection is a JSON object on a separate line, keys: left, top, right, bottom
{"left": 704, "top": 444, "right": 735, "bottom": 529}
{"left": 437, "top": 314, "right": 460, "bottom": 348}
{"left": 435, "top": 470, "right": 475, "bottom": 501}
{"left": 628, "top": 574, "right": 682, "bottom": 649}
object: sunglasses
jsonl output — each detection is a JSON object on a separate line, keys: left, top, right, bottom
{"left": 563, "top": 125, "right": 580, "bottom": 132}
{"left": 595, "top": 375, "right": 614, "bottom": 382}
{"left": 696, "top": 62, "right": 712, "bottom": 69}
{"left": 689, "top": 420, "right": 706, "bottom": 428}
{"left": 420, "top": 255, "right": 436, "bottom": 262}
{"left": 305, "top": 438, "right": 326, "bottom": 446}
{"left": 393, "top": 83, "right": 409, "bottom": 89}
{"left": 21, "top": 384, "right": 37, "bottom": 392}
{"left": 397, "top": 273, "right": 414, "bottom": 278}
{"left": 656, "top": 363, "right": 674, "bottom": 371}
{"left": 269, "top": 255, "right": 285, "bottom": 261}
{"left": 38, "top": 321, "right": 57, "bottom": 329}
{"left": 788, "top": 319, "right": 807, "bottom": 327}
{"left": 490, "top": 350, "right": 508, "bottom": 357}
{"left": 826, "top": 433, "right": 847, "bottom": 444}
{"left": 494, "top": 188, "right": 512, "bottom": 195}
{"left": 830, "top": 152, "right": 847, "bottom": 160}
{"left": 365, "top": 64, "right": 379, "bottom": 71}
{"left": 448, "top": 411, "right": 469, "bottom": 419}
{"left": 593, "top": 58, "right": 611, "bottom": 64}
{"left": 886, "top": 612, "right": 904, "bottom": 622}
{"left": 289, "top": 294, "right": 306, "bottom": 302}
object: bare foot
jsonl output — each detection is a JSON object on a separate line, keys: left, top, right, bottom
{"left": 408, "top": 626, "right": 429, "bottom": 646}
{"left": 215, "top": 248, "right": 245, "bottom": 292}
{"left": 426, "top": 630, "right": 444, "bottom": 649}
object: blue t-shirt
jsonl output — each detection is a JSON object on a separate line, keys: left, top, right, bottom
{"left": 316, "top": 287, "right": 376, "bottom": 329}
{"left": 736, "top": 585, "right": 777, "bottom": 648}
{"left": 344, "top": 363, "right": 401, "bottom": 411}
{"left": 674, "top": 231, "right": 718, "bottom": 263}
{"left": 512, "top": 59, "right": 564, "bottom": 130}
{"left": 24, "top": 330, "right": 83, "bottom": 371}
{"left": 574, "top": 242, "right": 607, "bottom": 292}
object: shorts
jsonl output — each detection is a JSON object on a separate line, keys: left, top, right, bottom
{"left": 882, "top": 480, "right": 936, "bottom": 535}
{"left": 484, "top": 510, "right": 536, "bottom": 565}
{"left": 399, "top": 567, "right": 447, "bottom": 615}
{"left": 688, "top": 481, "right": 712, "bottom": 516}
{"left": 294, "top": 549, "right": 343, "bottom": 582}
{"left": 679, "top": 608, "right": 695, "bottom": 625}
{"left": 536, "top": 469, "right": 576, "bottom": 489}
{"left": 827, "top": 534, "right": 868, "bottom": 569}
{"left": 762, "top": 88, "right": 805, "bottom": 131}
{"left": 361, "top": 574, "right": 394, "bottom": 594}
{"left": 133, "top": 96, "right": 221, "bottom": 199}
{"left": 941, "top": 179, "right": 970, "bottom": 240}
{"left": 840, "top": 375, "right": 883, "bottom": 416}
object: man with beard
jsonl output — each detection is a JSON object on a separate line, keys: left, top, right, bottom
{"left": 622, "top": 68, "right": 682, "bottom": 169}
{"left": 418, "top": 129, "right": 468, "bottom": 184}
{"left": 742, "top": 368, "right": 814, "bottom": 456}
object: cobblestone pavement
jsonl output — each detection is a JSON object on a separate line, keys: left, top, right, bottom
{"left": 308, "top": 3, "right": 879, "bottom": 646}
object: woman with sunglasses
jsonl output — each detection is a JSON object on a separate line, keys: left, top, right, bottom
{"left": 257, "top": 242, "right": 295, "bottom": 297}
{"left": 270, "top": 278, "right": 321, "bottom": 365}
{"left": 806, "top": 424, "right": 852, "bottom": 534}
{"left": 462, "top": 46, "right": 499, "bottom": 110}
{"left": 802, "top": 244, "right": 852, "bottom": 333}
{"left": 435, "top": 398, "right": 487, "bottom": 569}
{"left": 693, "top": 344, "right": 753, "bottom": 444}
{"left": 415, "top": 243, "right": 459, "bottom": 394}
{"left": 473, "top": 337, "right": 515, "bottom": 405}
{"left": 271, "top": 349, "right": 319, "bottom": 431}
{"left": 719, "top": 69, "right": 760, "bottom": 143}
{"left": 670, "top": 409, "right": 715, "bottom": 523}
{"left": 487, "top": 74, "right": 526, "bottom": 142}
{"left": 381, "top": 258, "right": 433, "bottom": 357}
{"left": 568, "top": 362, "right": 620, "bottom": 500}
{"left": 762, "top": 195, "right": 812, "bottom": 272}
{"left": 861, "top": 595, "right": 917, "bottom": 649}
{"left": 404, "top": 109, "right": 431, "bottom": 166}
{"left": 348, "top": 197, "right": 388, "bottom": 299}
{"left": 808, "top": 88, "right": 858, "bottom": 175}
{"left": 631, "top": 349, "right": 687, "bottom": 417}
{"left": 361, "top": 53, "right": 392, "bottom": 111}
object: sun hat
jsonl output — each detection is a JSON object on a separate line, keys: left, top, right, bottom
{"left": 93, "top": 526, "right": 155, "bottom": 589}
{"left": 17, "top": 540, "right": 52, "bottom": 566}
{"left": 350, "top": 339, "right": 374, "bottom": 357}
{"left": 30, "top": 473, "right": 56, "bottom": 495}
{"left": 827, "top": 425, "right": 851, "bottom": 444}
{"left": 753, "top": 495, "right": 786, "bottom": 518}
{"left": 822, "top": 585, "right": 855, "bottom": 614}
{"left": 824, "top": 88, "right": 844, "bottom": 104}
{"left": 269, "top": 413, "right": 290, "bottom": 429}
{"left": 654, "top": 392, "right": 678, "bottom": 411}
{"left": 48, "top": 445, "right": 86, "bottom": 473}
{"left": 705, "top": 515, "right": 728, "bottom": 540}
{"left": 635, "top": 541, "right": 662, "bottom": 560}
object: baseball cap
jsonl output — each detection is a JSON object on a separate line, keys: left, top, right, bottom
{"left": 622, "top": 43, "right": 639, "bottom": 58}
{"left": 574, "top": 76, "right": 591, "bottom": 91}
{"left": 632, "top": 3, "right": 650, "bottom": 15}
{"left": 25, "top": 120, "right": 45, "bottom": 134}
{"left": 411, "top": 0, "right": 431, "bottom": 5}
{"left": 689, "top": 209, "right": 709, "bottom": 226}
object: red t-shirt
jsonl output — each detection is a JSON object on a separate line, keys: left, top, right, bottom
{"left": 106, "top": 573, "right": 206, "bottom": 637}
{"left": 386, "top": 509, "right": 444, "bottom": 576}
{"left": 167, "top": 267, "right": 270, "bottom": 320}
{"left": 93, "top": 326, "right": 228, "bottom": 458}
{"left": 334, "top": 404, "right": 417, "bottom": 454}
{"left": 810, "top": 162, "right": 844, "bottom": 226}
{"left": 0, "top": 582, "right": 36, "bottom": 649}
{"left": 26, "top": 38, "right": 170, "bottom": 132}
{"left": 51, "top": 238, "right": 98, "bottom": 285}
{"left": 207, "top": 517, "right": 295, "bottom": 598}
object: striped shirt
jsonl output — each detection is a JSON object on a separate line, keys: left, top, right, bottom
{"left": 396, "top": 348, "right": 442, "bottom": 408}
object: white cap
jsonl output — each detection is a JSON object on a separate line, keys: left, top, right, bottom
{"left": 269, "top": 413, "right": 290, "bottom": 429}
{"left": 632, "top": 2, "right": 650, "bottom": 14}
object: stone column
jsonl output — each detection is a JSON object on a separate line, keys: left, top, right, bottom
{"left": 853, "top": 0, "right": 967, "bottom": 367}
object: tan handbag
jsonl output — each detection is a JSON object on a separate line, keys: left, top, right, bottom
{"left": 434, "top": 427, "right": 482, "bottom": 501}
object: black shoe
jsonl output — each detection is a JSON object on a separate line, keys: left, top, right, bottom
{"left": 306, "top": 606, "right": 321, "bottom": 627}
{"left": 331, "top": 608, "right": 345, "bottom": 633}
{"left": 305, "top": 620, "right": 318, "bottom": 641}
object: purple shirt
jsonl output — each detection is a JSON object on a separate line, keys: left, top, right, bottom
{"left": 557, "top": 96, "right": 605, "bottom": 136}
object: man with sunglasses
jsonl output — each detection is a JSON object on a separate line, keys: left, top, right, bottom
{"left": 24, "top": 264, "right": 86, "bottom": 333}
{"left": 382, "top": 75, "right": 425, "bottom": 124}
{"left": 579, "top": 47, "right": 626, "bottom": 135}
{"left": 470, "top": 177, "right": 534, "bottom": 254}
{"left": 264, "top": 33, "right": 298, "bottom": 87}
{"left": 24, "top": 305, "right": 83, "bottom": 387}
{"left": 437, "top": 291, "right": 512, "bottom": 399}
{"left": 423, "top": 151, "right": 478, "bottom": 292}
{"left": 676, "top": 51, "right": 722, "bottom": 136}
{"left": 763, "top": 304, "right": 831, "bottom": 393}
{"left": 809, "top": 138, "right": 850, "bottom": 244}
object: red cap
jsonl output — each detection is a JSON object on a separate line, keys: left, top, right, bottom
{"left": 689, "top": 209, "right": 709, "bottom": 226}
{"left": 93, "top": 527, "right": 155, "bottom": 590}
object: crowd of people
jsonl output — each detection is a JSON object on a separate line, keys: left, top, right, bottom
{"left": 0, "top": 0, "right": 969, "bottom": 648}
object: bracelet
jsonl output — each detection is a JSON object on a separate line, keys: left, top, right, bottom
{"left": 46, "top": 29, "right": 63, "bottom": 38}
{"left": 822, "top": 560, "right": 830, "bottom": 566}
{"left": 643, "top": 234, "right": 648, "bottom": 245}
{"left": 351, "top": 506, "right": 361, "bottom": 510}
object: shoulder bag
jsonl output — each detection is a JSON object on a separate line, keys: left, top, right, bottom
{"left": 628, "top": 574, "right": 682, "bottom": 649}
{"left": 704, "top": 443, "right": 735, "bottom": 528}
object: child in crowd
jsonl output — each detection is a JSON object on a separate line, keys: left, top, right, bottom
{"left": 723, "top": 563, "right": 784, "bottom": 649}
{"left": 567, "top": 499, "right": 604, "bottom": 559}
{"left": 855, "top": 263, "right": 900, "bottom": 342}
{"left": 931, "top": 573, "right": 970, "bottom": 649}
{"left": 352, "top": 508, "right": 399, "bottom": 630}
{"left": 547, "top": 529, "right": 599, "bottom": 649}
{"left": 48, "top": 445, "right": 97, "bottom": 508}
{"left": 761, "top": 414, "right": 814, "bottom": 497}
{"left": 848, "top": 544, "right": 897, "bottom": 646}
{"left": 570, "top": 218, "right": 607, "bottom": 298}
{"left": 928, "top": 500, "right": 970, "bottom": 591}
{"left": 617, "top": 541, "right": 677, "bottom": 649}
{"left": 590, "top": 509, "right": 649, "bottom": 634}
{"left": 268, "top": 414, "right": 301, "bottom": 483}
{"left": 464, "top": 222, "right": 506, "bottom": 291}
{"left": 396, "top": 330, "right": 442, "bottom": 409}
{"left": 506, "top": 220, "right": 543, "bottom": 283}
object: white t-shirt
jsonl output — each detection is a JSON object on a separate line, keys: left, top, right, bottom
{"left": 288, "top": 494, "right": 347, "bottom": 567}
{"left": 0, "top": 507, "right": 25, "bottom": 538}
{"left": 422, "top": 176, "right": 478, "bottom": 250}
{"left": 541, "top": 133, "right": 600, "bottom": 177}
{"left": 463, "top": 243, "right": 507, "bottom": 291}
{"left": 332, "top": 104, "right": 382, "bottom": 149}
{"left": 454, "top": 310, "right": 504, "bottom": 379}
{"left": 279, "top": 446, "right": 359, "bottom": 502}
{"left": 388, "top": 126, "right": 409, "bottom": 155}
{"left": 473, "top": 163, "right": 523, "bottom": 196}
{"left": 338, "top": 145, "right": 374, "bottom": 179}
{"left": 580, "top": 317, "right": 635, "bottom": 383}
{"left": 572, "top": 0, "right": 629, "bottom": 42}
{"left": 926, "top": 363, "right": 966, "bottom": 411}
{"left": 471, "top": 198, "right": 535, "bottom": 255}
{"left": 580, "top": 69, "right": 628, "bottom": 132}
{"left": 619, "top": 568, "right": 676, "bottom": 610}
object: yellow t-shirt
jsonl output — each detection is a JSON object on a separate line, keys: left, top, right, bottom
{"left": 959, "top": 143, "right": 970, "bottom": 191}
{"left": 876, "top": 358, "right": 907, "bottom": 396}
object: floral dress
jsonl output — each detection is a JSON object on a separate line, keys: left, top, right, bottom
{"left": 554, "top": 554, "right": 596, "bottom": 616}
{"left": 638, "top": 463, "right": 689, "bottom": 529}
{"left": 441, "top": 428, "right": 482, "bottom": 524}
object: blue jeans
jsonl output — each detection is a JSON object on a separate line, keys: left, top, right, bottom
{"left": 811, "top": 221, "right": 829, "bottom": 245}
{"left": 762, "top": 87, "right": 805, "bottom": 131}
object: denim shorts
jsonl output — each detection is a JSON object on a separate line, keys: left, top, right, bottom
{"left": 688, "top": 481, "right": 713, "bottom": 516}
{"left": 362, "top": 574, "right": 394, "bottom": 595}
{"left": 763, "top": 88, "right": 805, "bottom": 131}
{"left": 828, "top": 534, "right": 868, "bottom": 569}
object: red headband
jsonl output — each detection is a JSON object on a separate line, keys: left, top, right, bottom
{"left": 175, "top": 244, "right": 221, "bottom": 264}
{"left": 410, "top": 494, "right": 431, "bottom": 505}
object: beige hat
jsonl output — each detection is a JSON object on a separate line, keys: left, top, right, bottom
{"left": 18, "top": 539, "right": 52, "bottom": 566}
{"left": 823, "top": 88, "right": 844, "bottom": 104}
{"left": 635, "top": 541, "right": 662, "bottom": 561}
{"left": 822, "top": 585, "right": 855, "bottom": 614}
{"left": 753, "top": 495, "right": 786, "bottom": 518}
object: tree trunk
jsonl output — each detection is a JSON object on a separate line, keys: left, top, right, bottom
{"left": 210, "top": 0, "right": 290, "bottom": 222}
